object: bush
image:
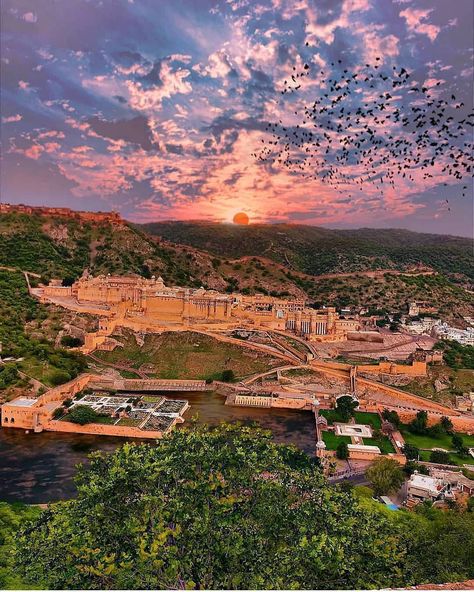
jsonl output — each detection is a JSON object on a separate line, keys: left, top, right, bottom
{"left": 49, "top": 370, "right": 72, "bottom": 386}
{"left": 52, "top": 407, "right": 65, "bottom": 420}
{"left": 403, "top": 443, "right": 420, "bottom": 460}
{"left": 66, "top": 405, "right": 101, "bottom": 425}
{"left": 336, "top": 441, "right": 349, "bottom": 460}
{"left": 221, "top": 369, "right": 235, "bottom": 382}
{"left": 429, "top": 450, "right": 453, "bottom": 465}
{"left": 382, "top": 409, "right": 400, "bottom": 427}
{"left": 60, "top": 335, "right": 83, "bottom": 348}
{"left": 0, "top": 364, "right": 19, "bottom": 389}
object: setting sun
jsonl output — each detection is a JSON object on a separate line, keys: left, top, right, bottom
{"left": 233, "top": 212, "right": 249, "bottom": 225}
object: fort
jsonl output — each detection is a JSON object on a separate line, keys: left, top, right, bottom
{"left": 39, "top": 273, "right": 362, "bottom": 349}
{"left": 0, "top": 203, "right": 124, "bottom": 225}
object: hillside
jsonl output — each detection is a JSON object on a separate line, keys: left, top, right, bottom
{"left": 1, "top": 210, "right": 472, "bottom": 324}
{"left": 141, "top": 221, "right": 474, "bottom": 281}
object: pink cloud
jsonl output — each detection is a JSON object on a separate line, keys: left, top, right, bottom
{"left": 399, "top": 8, "right": 440, "bottom": 42}
{"left": 2, "top": 114, "right": 22, "bottom": 123}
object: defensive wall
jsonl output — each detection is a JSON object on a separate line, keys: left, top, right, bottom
{"left": 90, "top": 377, "right": 211, "bottom": 392}
{"left": 43, "top": 419, "right": 163, "bottom": 439}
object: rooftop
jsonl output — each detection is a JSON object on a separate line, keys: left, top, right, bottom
{"left": 7, "top": 397, "right": 38, "bottom": 407}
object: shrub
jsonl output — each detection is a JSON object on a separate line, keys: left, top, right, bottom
{"left": 67, "top": 405, "right": 101, "bottom": 425}
{"left": 60, "top": 335, "right": 83, "bottom": 348}
{"left": 336, "top": 441, "right": 349, "bottom": 460}
{"left": 221, "top": 369, "right": 235, "bottom": 382}
{"left": 49, "top": 370, "right": 72, "bottom": 386}
{"left": 429, "top": 450, "right": 453, "bottom": 465}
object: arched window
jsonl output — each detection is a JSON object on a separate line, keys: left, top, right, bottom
{"left": 10, "top": 417, "right": 14, "bottom": 423}
{"left": 3, "top": 417, "right": 8, "bottom": 423}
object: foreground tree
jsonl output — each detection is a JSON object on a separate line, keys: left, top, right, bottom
{"left": 365, "top": 457, "right": 405, "bottom": 496}
{"left": 16, "top": 424, "right": 406, "bottom": 590}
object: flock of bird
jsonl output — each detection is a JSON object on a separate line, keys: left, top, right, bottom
{"left": 253, "top": 51, "right": 473, "bottom": 204}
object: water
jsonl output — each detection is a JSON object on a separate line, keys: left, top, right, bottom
{"left": 0, "top": 391, "right": 315, "bottom": 504}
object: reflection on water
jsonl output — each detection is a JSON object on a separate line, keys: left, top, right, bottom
{"left": 0, "top": 391, "right": 315, "bottom": 504}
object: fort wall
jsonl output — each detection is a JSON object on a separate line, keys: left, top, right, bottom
{"left": 44, "top": 419, "right": 163, "bottom": 439}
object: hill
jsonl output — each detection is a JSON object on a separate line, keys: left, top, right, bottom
{"left": 141, "top": 221, "right": 474, "bottom": 281}
{"left": 1, "top": 209, "right": 472, "bottom": 324}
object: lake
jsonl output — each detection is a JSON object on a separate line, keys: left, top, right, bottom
{"left": 0, "top": 390, "right": 315, "bottom": 503}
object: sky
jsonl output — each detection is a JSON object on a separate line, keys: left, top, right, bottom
{"left": 1, "top": 0, "right": 473, "bottom": 235}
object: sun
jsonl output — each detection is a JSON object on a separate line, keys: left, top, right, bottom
{"left": 233, "top": 211, "right": 249, "bottom": 225}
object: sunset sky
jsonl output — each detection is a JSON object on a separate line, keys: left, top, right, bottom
{"left": 1, "top": 0, "right": 473, "bottom": 235}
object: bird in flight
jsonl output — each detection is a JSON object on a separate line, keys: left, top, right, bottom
{"left": 253, "top": 53, "right": 473, "bottom": 202}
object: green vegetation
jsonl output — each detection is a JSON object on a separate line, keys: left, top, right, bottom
{"left": 335, "top": 395, "right": 359, "bottom": 421}
{"left": 401, "top": 416, "right": 474, "bottom": 466}
{"left": 319, "top": 409, "right": 381, "bottom": 427}
{"left": 0, "top": 270, "right": 87, "bottom": 395}
{"left": 365, "top": 457, "right": 405, "bottom": 496}
{"left": 321, "top": 431, "right": 352, "bottom": 450}
{"left": 366, "top": 433, "right": 396, "bottom": 454}
{"left": 2, "top": 212, "right": 472, "bottom": 321}
{"left": 93, "top": 330, "right": 281, "bottom": 381}
{"left": 336, "top": 441, "right": 349, "bottom": 460}
{"left": 9, "top": 424, "right": 474, "bottom": 589}
{"left": 433, "top": 340, "right": 474, "bottom": 370}
{"left": 142, "top": 222, "right": 474, "bottom": 281}
{"left": 66, "top": 405, "right": 108, "bottom": 425}
{"left": 0, "top": 502, "right": 41, "bottom": 589}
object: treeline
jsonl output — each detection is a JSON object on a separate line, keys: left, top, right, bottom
{"left": 142, "top": 222, "right": 474, "bottom": 280}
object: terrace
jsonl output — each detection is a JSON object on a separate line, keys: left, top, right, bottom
{"left": 62, "top": 390, "right": 190, "bottom": 434}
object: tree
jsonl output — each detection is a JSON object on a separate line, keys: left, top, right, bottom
{"left": 60, "top": 335, "right": 83, "bottom": 348}
{"left": 49, "top": 369, "right": 71, "bottom": 386}
{"left": 335, "top": 395, "right": 359, "bottom": 421}
{"left": 365, "top": 457, "right": 405, "bottom": 496}
{"left": 15, "top": 424, "right": 408, "bottom": 590}
{"left": 403, "top": 461, "right": 429, "bottom": 477}
{"left": 0, "top": 364, "right": 19, "bottom": 389}
{"left": 429, "top": 450, "right": 452, "bottom": 465}
{"left": 66, "top": 405, "right": 101, "bottom": 425}
{"left": 409, "top": 411, "right": 428, "bottom": 435}
{"left": 382, "top": 409, "right": 400, "bottom": 428}
{"left": 336, "top": 441, "right": 349, "bottom": 460}
{"left": 451, "top": 434, "right": 464, "bottom": 453}
{"left": 440, "top": 416, "right": 453, "bottom": 433}
{"left": 221, "top": 369, "right": 235, "bottom": 382}
{"left": 402, "top": 443, "right": 420, "bottom": 461}
{"left": 0, "top": 502, "right": 41, "bottom": 589}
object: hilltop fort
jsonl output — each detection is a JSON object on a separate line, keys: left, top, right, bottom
{"left": 0, "top": 203, "right": 124, "bottom": 225}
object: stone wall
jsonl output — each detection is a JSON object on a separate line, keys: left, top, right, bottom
{"left": 44, "top": 419, "right": 163, "bottom": 439}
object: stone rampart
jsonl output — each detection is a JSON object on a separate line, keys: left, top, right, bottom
{"left": 44, "top": 419, "right": 163, "bottom": 439}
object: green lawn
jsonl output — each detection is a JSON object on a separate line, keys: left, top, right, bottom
{"left": 354, "top": 412, "right": 382, "bottom": 429}
{"left": 319, "top": 409, "right": 381, "bottom": 428}
{"left": 364, "top": 436, "right": 395, "bottom": 454}
{"left": 419, "top": 449, "right": 474, "bottom": 466}
{"left": 401, "top": 430, "right": 474, "bottom": 450}
{"left": 321, "top": 431, "right": 352, "bottom": 450}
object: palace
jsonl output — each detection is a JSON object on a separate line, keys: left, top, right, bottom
{"left": 41, "top": 273, "right": 361, "bottom": 343}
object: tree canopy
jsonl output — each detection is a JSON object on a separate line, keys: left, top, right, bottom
{"left": 11, "top": 424, "right": 474, "bottom": 589}
{"left": 16, "top": 424, "right": 407, "bottom": 590}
